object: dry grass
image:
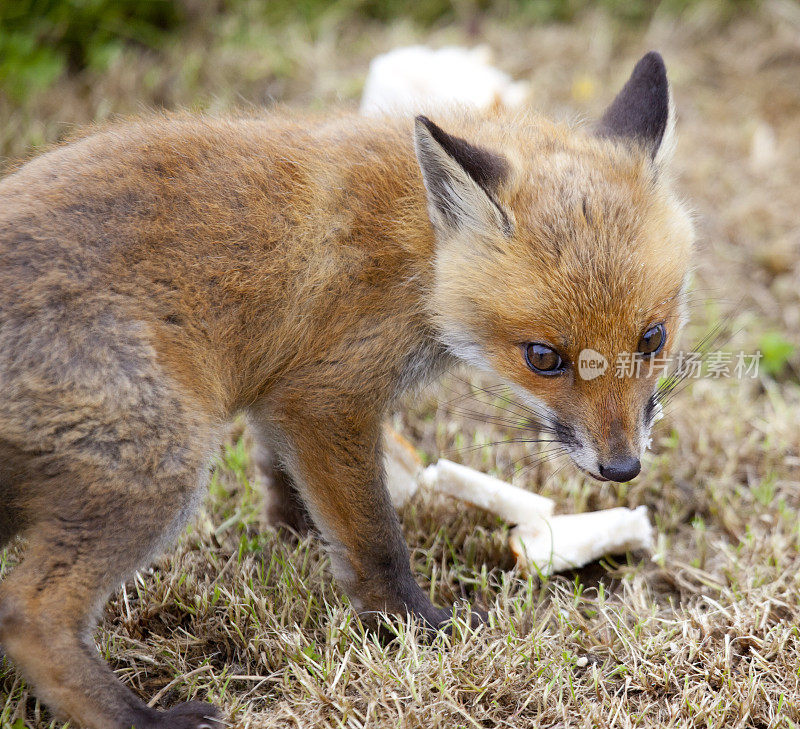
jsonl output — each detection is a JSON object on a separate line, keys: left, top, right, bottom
{"left": 2, "top": 2, "right": 800, "bottom": 727}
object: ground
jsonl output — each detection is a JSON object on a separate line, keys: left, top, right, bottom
{"left": 1, "top": 3, "right": 799, "bottom": 727}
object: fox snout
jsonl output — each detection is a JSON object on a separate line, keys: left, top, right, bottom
{"left": 545, "top": 385, "right": 653, "bottom": 484}
{"left": 599, "top": 457, "right": 641, "bottom": 482}
{"left": 561, "top": 416, "right": 643, "bottom": 483}
{"left": 595, "top": 418, "right": 642, "bottom": 482}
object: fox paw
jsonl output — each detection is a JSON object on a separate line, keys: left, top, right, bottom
{"left": 158, "top": 702, "right": 222, "bottom": 729}
{"left": 384, "top": 604, "right": 487, "bottom": 642}
{"left": 129, "top": 701, "right": 222, "bottom": 729}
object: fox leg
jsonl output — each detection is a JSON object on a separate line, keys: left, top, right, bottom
{"left": 0, "top": 505, "right": 21, "bottom": 551}
{"left": 267, "top": 406, "right": 457, "bottom": 629}
{"left": 0, "top": 441, "right": 33, "bottom": 550}
{"left": 264, "top": 462, "right": 314, "bottom": 535}
{"left": 251, "top": 440, "right": 313, "bottom": 535}
{"left": 0, "top": 468, "right": 221, "bottom": 729}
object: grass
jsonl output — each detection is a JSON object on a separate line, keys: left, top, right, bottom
{"left": 2, "top": 1, "right": 800, "bottom": 727}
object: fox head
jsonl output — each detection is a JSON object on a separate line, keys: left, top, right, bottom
{"left": 414, "top": 52, "right": 694, "bottom": 482}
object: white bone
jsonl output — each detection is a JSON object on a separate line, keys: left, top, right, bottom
{"left": 382, "top": 427, "right": 656, "bottom": 576}
{"left": 383, "top": 425, "right": 423, "bottom": 507}
{"left": 509, "top": 506, "right": 654, "bottom": 576}
{"left": 419, "top": 459, "right": 554, "bottom": 524}
{"left": 360, "top": 45, "right": 529, "bottom": 117}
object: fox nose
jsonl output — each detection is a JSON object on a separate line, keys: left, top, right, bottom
{"left": 599, "top": 456, "right": 641, "bottom": 482}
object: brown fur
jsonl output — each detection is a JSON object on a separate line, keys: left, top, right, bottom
{"left": 0, "top": 55, "right": 692, "bottom": 728}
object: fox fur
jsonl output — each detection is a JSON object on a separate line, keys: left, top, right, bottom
{"left": 0, "top": 52, "right": 692, "bottom": 728}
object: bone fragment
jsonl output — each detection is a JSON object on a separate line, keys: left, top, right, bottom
{"left": 420, "top": 458, "right": 554, "bottom": 524}
{"left": 509, "top": 506, "right": 654, "bottom": 576}
{"left": 382, "top": 428, "right": 655, "bottom": 577}
{"left": 383, "top": 426, "right": 423, "bottom": 507}
{"left": 360, "top": 45, "right": 529, "bottom": 117}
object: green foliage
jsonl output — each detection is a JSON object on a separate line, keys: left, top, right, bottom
{"left": 757, "top": 331, "right": 796, "bottom": 377}
{"left": 0, "top": 27, "right": 63, "bottom": 100}
{"left": 0, "top": 0, "right": 183, "bottom": 100}
{"left": 1, "top": 0, "right": 760, "bottom": 101}
{"left": 254, "top": 0, "right": 757, "bottom": 28}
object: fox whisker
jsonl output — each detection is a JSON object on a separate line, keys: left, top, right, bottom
{"left": 655, "top": 312, "right": 738, "bottom": 408}
{"left": 443, "top": 437, "right": 561, "bottom": 456}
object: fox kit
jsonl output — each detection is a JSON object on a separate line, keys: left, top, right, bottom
{"left": 0, "top": 52, "right": 692, "bottom": 728}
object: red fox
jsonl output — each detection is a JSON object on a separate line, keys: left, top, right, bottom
{"left": 0, "top": 52, "right": 692, "bottom": 728}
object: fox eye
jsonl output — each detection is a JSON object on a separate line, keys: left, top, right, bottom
{"left": 523, "top": 343, "right": 565, "bottom": 375}
{"left": 638, "top": 323, "right": 666, "bottom": 356}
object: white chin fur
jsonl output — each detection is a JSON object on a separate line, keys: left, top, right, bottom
{"left": 639, "top": 398, "right": 665, "bottom": 455}
{"left": 567, "top": 445, "right": 601, "bottom": 478}
{"left": 439, "top": 329, "right": 494, "bottom": 374}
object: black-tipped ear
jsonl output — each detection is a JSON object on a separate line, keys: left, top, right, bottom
{"left": 414, "top": 115, "right": 511, "bottom": 237}
{"left": 596, "top": 52, "right": 670, "bottom": 159}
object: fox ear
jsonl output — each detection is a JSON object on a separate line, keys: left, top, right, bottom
{"left": 596, "top": 51, "right": 674, "bottom": 163}
{"left": 414, "top": 116, "right": 512, "bottom": 238}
